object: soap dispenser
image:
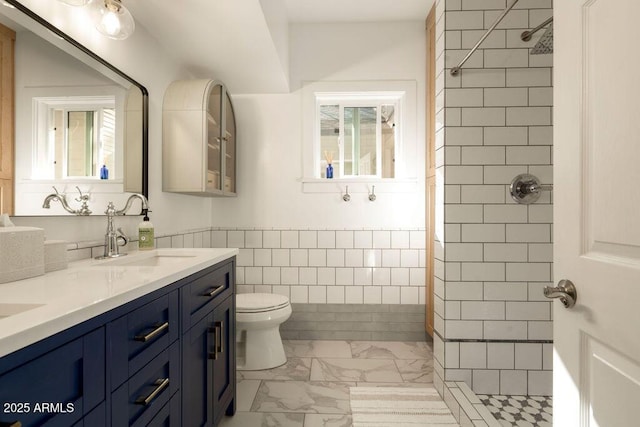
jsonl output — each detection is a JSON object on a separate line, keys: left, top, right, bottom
{"left": 138, "top": 211, "right": 155, "bottom": 250}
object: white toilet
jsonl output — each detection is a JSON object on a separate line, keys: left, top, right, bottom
{"left": 236, "top": 293, "right": 292, "bottom": 370}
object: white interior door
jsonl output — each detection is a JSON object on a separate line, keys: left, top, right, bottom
{"left": 554, "top": 1, "right": 640, "bottom": 426}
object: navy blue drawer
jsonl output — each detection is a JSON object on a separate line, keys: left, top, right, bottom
{"left": 111, "top": 340, "right": 180, "bottom": 427}
{"left": 109, "top": 290, "right": 179, "bottom": 390}
{"left": 0, "top": 328, "right": 105, "bottom": 427}
{"left": 147, "top": 391, "right": 181, "bottom": 426}
{"left": 181, "top": 261, "right": 233, "bottom": 332}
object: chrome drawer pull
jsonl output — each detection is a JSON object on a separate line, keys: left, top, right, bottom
{"left": 201, "top": 285, "right": 224, "bottom": 298}
{"left": 134, "top": 322, "right": 169, "bottom": 342}
{"left": 135, "top": 378, "right": 169, "bottom": 406}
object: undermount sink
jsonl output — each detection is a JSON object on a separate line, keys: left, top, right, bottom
{"left": 0, "top": 303, "right": 45, "bottom": 319}
{"left": 95, "top": 251, "right": 198, "bottom": 267}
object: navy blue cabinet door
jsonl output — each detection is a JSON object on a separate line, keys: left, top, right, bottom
{"left": 182, "top": 312, "right": 214, "bottom": 427}
{"left": 212, "top": 295, "right": 236, "bottom": 426}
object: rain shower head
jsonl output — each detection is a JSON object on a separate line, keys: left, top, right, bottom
{"left": 531, "top": 23, "right": 553, "bottom": 55}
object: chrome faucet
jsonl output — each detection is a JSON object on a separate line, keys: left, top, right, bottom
{"left": 42, "top": 186, "right": 92, "bottom": 215}
{"left": 96, "top": 194, "right": 149, "bottom": 259}
{"left": 114, "top": 193, "right": 149, "bottom": 216}
{"left": 74, "top": 187, "right": 92, "bottom": 215}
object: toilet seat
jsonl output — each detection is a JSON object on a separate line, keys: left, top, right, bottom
{"left": 237, "top": 293, "right": 290, "bottom": 313}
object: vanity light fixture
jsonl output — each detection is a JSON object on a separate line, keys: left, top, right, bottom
{"left": 56, "top": 0, "right": 135, "bottom": 40}
{"left": 88, "top": 0, "right": 135, "bottom": 40}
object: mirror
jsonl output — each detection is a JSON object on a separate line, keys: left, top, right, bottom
{"left": 1, "top": 1, "right": 148, "bottom": 216}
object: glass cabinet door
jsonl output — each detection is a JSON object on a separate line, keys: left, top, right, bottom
{"left": 206, "top": 84, "right": 223, "bottom": 192}
{"left": 223, "top": 92, "right": 236, "bottom": 194}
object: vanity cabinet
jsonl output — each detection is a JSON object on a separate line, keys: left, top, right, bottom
{"left": 163, "top": 79, "right": 237, "bottom": 196}
{"left": 0, "top": 328, "right": 105, "bottom": 427}
{"left": 109, "top": 291, "right": 180, "bottom": 426}
{"left": 181, "top": 262, "right": 235, "bottom": 427}
{"left": 0, "top": 256, "right": 236, "bottom": 427}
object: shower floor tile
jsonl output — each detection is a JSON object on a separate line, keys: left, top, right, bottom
{"left": 477, "top": 394, "right": 553, "bottom": 427}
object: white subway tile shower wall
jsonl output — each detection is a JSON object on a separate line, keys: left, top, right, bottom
{"left": 434, "top": 0, "right": 553, "bottom": 398}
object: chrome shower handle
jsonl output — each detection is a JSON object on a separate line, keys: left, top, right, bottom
{"left": 510, "top": 174, "right": 553, "bottom": 204}
{"left": 544, "top": 279, "right": 577, "bottom": 308}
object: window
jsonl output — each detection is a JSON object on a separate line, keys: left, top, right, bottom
{"left": 64, "top": 107, "right": 115, "bottom": 178}
{"left": 317, "top": 96, "right": 399, "bottom": 179}
{"left": 32, "top": 96, "right": 116, "bottom": 180}
{"left": 302, "top": 81, "right": 417, "bottom": 189}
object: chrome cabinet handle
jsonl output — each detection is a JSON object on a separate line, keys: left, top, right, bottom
{"left": 201, "top": 285, "right": 224, "bottom": 298}
{"left": 544, "top": 279, "right": 577, "bottom": 308}
{"left": 134, "top": 322, "right": 169, "bottom": 342}
{"left": 135, "top": 378, "right": 169, "bottom": 406}
{"left": 207, "top": 326, "right": 218, "bottom": 360}
{"left": 215, "top": 321, "right": 224, "bottom": 354}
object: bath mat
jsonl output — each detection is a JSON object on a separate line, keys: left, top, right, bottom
{"left": 349, "top": 386, "right": 459, "bottom": 426}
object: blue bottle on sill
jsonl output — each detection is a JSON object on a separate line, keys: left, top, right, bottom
{"left": 100, "top": 165, "right": 109, "bottom": 180}
{"left": 326, "top": 164, "right": 333, "bottom": 179}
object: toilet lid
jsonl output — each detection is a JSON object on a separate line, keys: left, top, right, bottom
{"left": 236, "top": 293, "right": 290, "bottom": 313}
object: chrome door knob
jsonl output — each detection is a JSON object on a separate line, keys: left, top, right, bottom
{"left": 544, "top": 279, "right": 577, "bottom": 308}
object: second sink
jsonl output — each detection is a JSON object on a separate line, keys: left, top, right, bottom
{"left": 94, "top": 250, "right": 198, "bottom": 267}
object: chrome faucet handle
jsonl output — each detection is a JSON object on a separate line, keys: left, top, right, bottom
{"left": 74, "top": 187, "right": 92, "bottom": 215}
{"left": 105, "top": 201, "right": 117, "bottom": 216}
{"left": 116, "top": 228, "right": 129, "bottom": 247}
{"left": 74, "top": 186, "right": 90, "bottom": 202}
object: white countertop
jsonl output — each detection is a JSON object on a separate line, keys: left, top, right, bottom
{"left": 0, "top": 248, "right": 238, "bottom": 358}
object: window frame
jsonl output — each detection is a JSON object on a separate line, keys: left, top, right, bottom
{"left": 316, "top": 95, "right": 400, "bottom": 179}
{"left": 31, "top": 95, "right": 116, "bottom": 180}
{"left": 302, "top": 80, "right": 418, "bottom": 191}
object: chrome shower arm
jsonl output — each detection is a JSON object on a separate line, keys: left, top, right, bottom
{"left": 521, "top": 17, "right": 553, "bottom": 41}
{"left": 450, "top": 0, "right": 520, "bottom": 75}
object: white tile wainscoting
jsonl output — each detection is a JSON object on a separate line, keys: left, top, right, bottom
{"left": 65, "top": 228, "right": 427, "bottom": 308}
{"left": 211, "top": 228, "right": 427, "bottom": 306}
{"left": 64, "top": 227, "right": 214, "bottom": 261}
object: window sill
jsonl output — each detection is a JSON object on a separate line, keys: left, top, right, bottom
{"left": 299, "top": 178, "right": 418, "bottom": 194}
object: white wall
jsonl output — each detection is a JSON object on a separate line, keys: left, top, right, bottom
{"left": 10, "top": 1, "right": 212, "bottom": 242}
{"left": 211, "top": 21, "right": 427, "bottom": 229}
{"left": 8, "top": 5, "right": 429, "bottom": 305}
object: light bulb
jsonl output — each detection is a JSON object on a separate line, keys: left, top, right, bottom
{"left": 89, "top": 0, "right": 135, "bottom": 40}
{"left": 101, "top": 10, "right": 121, "bottom": 36}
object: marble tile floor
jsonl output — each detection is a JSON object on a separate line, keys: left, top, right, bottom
{"left": 219, "top": 339, "right": 443, "bottom": 427}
